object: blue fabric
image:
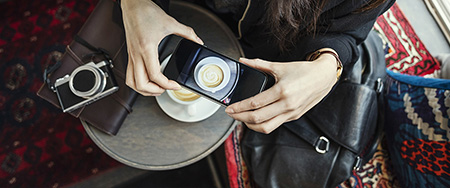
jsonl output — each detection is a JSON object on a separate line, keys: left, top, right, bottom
{"left": 384, "top": 71, "right": 450, "bottom": 188}
{"left": 387, "top": 70, "right": 450, "bottom": 90}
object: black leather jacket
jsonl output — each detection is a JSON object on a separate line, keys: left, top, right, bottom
{"left": 154, "top": 0, "right": 395, "bottom": 66}
{"left": 236, "top": 0, "right": 395, "bottom": 65}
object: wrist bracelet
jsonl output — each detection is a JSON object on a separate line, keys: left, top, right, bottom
{"left": 308, "top": 50, "right": 343, "bottom": 82}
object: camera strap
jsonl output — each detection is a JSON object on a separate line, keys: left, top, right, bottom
{"left": 43, "top": 59, "right": 62, "bottom": 91}
{"left": 43, "top": 35, "right": 113, "bottom": 92}
{"left": 73, "top": 35, "right": 113, "bottom": 62}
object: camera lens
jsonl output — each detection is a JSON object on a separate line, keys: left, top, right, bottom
{"left": 72, "top": 70, "right": 96, "bottom": 92}
{"left": 69, "top": 63, "right": 106, "bottom": 98}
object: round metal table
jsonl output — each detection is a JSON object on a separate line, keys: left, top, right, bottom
{"left": 82, "top": 1, "right": 243, "bottom": 170}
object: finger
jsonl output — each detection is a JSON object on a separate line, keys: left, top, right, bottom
{"left": 141, "top": 46, "right": 181, "bottom": 90}
{"left": 229, "top": 103, "right": 282, "bottom": 124}
{"left": 172, "top": 22, "right": 204, "bottom": 45}
{"left": 229, "top": 94, "right": 300, "bottom": 124}
{"left": 239, "top": 58, "right": 275, "bottom": 75}
{"left": 132, "top": 55, "right": 166, "bottom": 95}
{"left": 127, "top": 55, "right": 160, "bottom": 96}
{"left": 245, "top": 112, "right": 291, "bottom": 134}
{"left": 126, "top": 55, "right": 136, "bottom": 89}
{"left": 225, "top": 86, "right": 281, "bottom": 114}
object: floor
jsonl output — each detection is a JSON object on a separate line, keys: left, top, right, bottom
{"left": 68, "top": 145, "right": 227, "bottom": 188}
{"left": 69, "top": 1, "right": 450, "bottom": 188}
{"left": 113, "top": 157, "right": 219, "bottom": 188}
{"left": 69, "top": 144, "right": 228, "bottom": 188}
{"left": 397, "top": 0, "right": 450, "bottom": 55}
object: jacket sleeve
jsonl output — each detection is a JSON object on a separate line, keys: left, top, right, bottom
{"left": 291, "top": 0, "right": 395, "bottom": 66}
{"left": 118, "top": 0, "right": 169, "bottom": 12}
{"left": 152, "top": 0, "right": 169, "bottom": 12}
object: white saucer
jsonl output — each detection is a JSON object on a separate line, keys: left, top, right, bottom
{"left": 155, "top": 55, "right": 221, "bottom": 122}
{"left": 155, "top": 91, "right": 220, "bottom": 122}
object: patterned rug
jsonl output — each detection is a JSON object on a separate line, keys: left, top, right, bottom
{"left": 374, "top": 4, "right": 440, "bottom": 76}
{"left": 224, "top": 3, "right": 441, "bottom": 188}
{"left": 0, "top": 0, "right": 122, "bottom": 187}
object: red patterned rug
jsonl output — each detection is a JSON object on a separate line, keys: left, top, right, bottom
{"left": 224, "top": 3, "right": 441, "bottom": 188}
{"left": 0, "top": 0, "right": 122, "bottom": 187}
{"left": 374, "top": 3, "right": 440, "bottom": 76}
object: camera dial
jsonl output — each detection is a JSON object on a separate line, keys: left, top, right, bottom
{"left": 69, "top": 62, "right": 106, "bottom": 98}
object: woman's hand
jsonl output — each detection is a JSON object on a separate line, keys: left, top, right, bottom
{"left": 225, "top": 52, "right": 339, "bottom": 134}
{"left": 121, "top": 0, "right": 204, "bottom": 96}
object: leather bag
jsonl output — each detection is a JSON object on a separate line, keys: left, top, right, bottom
{"left": 241, "top": 31, "right": 386, "bottom": 188}
{"left": 37, "top": 0, "right": 135, "bottom": 135}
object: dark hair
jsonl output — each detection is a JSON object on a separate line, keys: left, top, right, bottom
{"left": 265, "top": 0, "right": 387, "bottom": 51}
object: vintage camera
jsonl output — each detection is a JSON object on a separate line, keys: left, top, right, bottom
{"left": 54, "top": 60, "right": 119, "bottom": 112}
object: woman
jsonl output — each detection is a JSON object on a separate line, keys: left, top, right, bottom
{"left": 120, "top": 0, "right": 394, "bottom": 134}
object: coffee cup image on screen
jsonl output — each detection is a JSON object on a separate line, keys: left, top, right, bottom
{"left": 176, "top": 56, "right": 238, "bottom": 104}
{"left": 194, "top": 57, "right": 230, "bottom": 93}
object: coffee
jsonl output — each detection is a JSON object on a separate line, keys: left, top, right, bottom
{"left": 194, "top": 56, "right": 231, "bottom": 93}
{"left": 169, "top": 88, "right": 200, "bottom": 102}
{"left": 199, "top": 64, "right": 224, "bottom": 88}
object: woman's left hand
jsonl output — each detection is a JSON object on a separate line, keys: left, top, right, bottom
{"left": 225, "top": 54, "right": 338, "bottom": 134}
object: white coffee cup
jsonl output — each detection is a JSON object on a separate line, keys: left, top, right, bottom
{"left": 166, "top": 87, "right": 201, "bottom": 116}
{"left": 194, "top": 56, "right": 230, "bottom": 93}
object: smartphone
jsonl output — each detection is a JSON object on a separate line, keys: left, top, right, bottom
{"left": 163, "top": 38, "right": 275, "bottom": 106}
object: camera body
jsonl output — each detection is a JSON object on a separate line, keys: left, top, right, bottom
{"left": 54, "top": 60, "right": 119, "bottom": 112}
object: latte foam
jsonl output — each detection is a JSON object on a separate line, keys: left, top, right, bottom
{"left": 170, "top": 88, "right": 200, "bottom": 102}
{"left": 199, "top": 64, "right": 224, "bottom": 88}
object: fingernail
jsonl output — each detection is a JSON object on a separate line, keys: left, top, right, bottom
{"left": 239, "top": 58, "right": 250, "bottom": 63}
{"left": 225, "top": 107, "right": 234, "bottom": 114}
{"left": 173, "top": 83, "right": 181, "bottom": 90}
{"left": 197, "top": 37, "right": 204, "bottom": 45}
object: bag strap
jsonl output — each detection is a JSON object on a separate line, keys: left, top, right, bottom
{"left": 285, "top": 119, "right": 330, "bottom": 154}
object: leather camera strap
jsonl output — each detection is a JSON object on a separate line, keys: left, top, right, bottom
{"left": 43, "top": 59, "right": 62, "bottom": 91}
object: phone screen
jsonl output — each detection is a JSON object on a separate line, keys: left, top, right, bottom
{"left": 164, "top": 39, "right": 271, "bottom": 106}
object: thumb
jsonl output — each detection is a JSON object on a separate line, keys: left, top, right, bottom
{"left": 173, "top": 22, "right": 204, "bottom": 45}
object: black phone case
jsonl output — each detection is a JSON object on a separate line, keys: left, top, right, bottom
{"left": 164, "top": 39, "right": 274, "bottom": 106}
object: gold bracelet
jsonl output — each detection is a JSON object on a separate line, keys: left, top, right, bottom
{"left": 308, "top": 50, "right": 343, "bottom": 82}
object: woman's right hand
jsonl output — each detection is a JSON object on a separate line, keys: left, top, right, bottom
{"left": 121, "top": 0, "right": 204, "bottom": 96}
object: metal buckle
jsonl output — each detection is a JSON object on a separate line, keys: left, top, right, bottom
{"left": 353, "top": 156, "right": 362, "bottom": 171}
{"left": 376, "top": 78, "right": 384, "bottom": 94}
{"left": 315, "top": 136, "right": 330, "bottom": 154}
